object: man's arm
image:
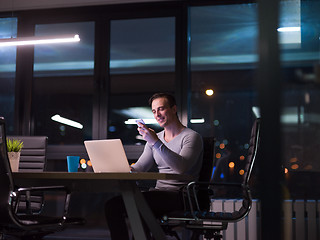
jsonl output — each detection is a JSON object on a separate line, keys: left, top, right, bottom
{"left": 131, "top": 143, "right": 156, "bottom": 172}
{"left": 152, "top": 131, "right": 203, "bottom": 174}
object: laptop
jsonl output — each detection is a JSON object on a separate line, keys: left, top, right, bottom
{"left": 84, "top": 139, "right": 131, "bottom": 173}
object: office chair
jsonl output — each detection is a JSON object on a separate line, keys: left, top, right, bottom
{"left": 161, "top": 136, "right": 216, "bottom": 240}
{"left": 7, "top": 135, "right": 48, "bottom": 173}
{"left": 7, "top": 135, "right": 48, "bottom": 214}
{"left": 0, "top": 117, "right": 84, "bottom": 240}
{"left": 161, "top": 118, "right": 261, "bottom": 240}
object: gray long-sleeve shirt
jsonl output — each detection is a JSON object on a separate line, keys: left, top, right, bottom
{"left": 132, "top": 128, "right": 203, "bottom": 191}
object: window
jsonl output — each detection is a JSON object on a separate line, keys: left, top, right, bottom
{"left": 189, "top": 4, "right": 259, "bottom": 182}
{"left": 32, "top": 22, "right": 95, "bottom": 144}
{"left": 108, "top": 17, "right": 176, "bottom": 144}
{"left": 0, "top": 17, "right": 17, "bottom": 134}
{"left": 280, "top": 0, "right": 320, "bottom": 198}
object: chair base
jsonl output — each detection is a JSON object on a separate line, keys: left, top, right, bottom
{"left": 191, "top": 229, "right": 223, "bottom": 240}
{"left": 161, "top": 220, "right": 226, "bottom": 240}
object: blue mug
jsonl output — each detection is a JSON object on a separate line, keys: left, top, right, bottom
{"left": 67, "top": 156, "right": 80, "bottom": 172}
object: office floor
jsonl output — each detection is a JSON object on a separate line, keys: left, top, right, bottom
{"left": 44, "top": 227, "right": 110, "bottom": 240}
{"left": 41, "top": 192, "right": 186, "bottom": 240}
{"left": 43, "top": 226, "right": 185, "bottom": 240}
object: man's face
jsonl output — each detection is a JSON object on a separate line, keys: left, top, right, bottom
{"left": 151, "top": 97, "right": 176, "bottom": 128}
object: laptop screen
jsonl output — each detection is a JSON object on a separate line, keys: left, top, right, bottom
{"left": 84, "top": 139, "right": 131, "bottom": 173}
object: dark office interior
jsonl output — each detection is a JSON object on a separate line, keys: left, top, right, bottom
{"left": 1, "top": 0, "right": 320, "bottom": 239}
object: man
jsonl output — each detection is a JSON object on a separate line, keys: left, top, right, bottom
{"left": 105, "top": 92, "right": 203, "bottom": 240}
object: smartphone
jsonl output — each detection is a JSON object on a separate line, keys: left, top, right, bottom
{"left": 135, "top": 119, "right": 145, "bottom": 126}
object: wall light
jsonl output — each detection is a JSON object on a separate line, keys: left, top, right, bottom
{"left": 0, "top": 34, "right": 80, "bottom": 47}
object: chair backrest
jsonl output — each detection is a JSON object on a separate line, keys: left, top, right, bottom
{"left": 7, "top": 135, "right": 48, "bottom": 172}
{"left": 243, "top": 118, "right": 261, "bottom": 185}
{"left": 199, "top": 137, "right": 215, "bottom": 182}
{"left": 0, "top": 117, "right": 15, "bottom": 225}
{"left": 225, "top": 118, "right": 260, "bottom": 220}
{"left": 199, "top": 119, "right": 261, "bottom": 221}
{"left": 196, "top": 137, "right": 215, "bottom": 210}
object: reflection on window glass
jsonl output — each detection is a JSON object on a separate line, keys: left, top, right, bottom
{"left": 278, "top": 1, "right": 301, "bottom": 50}
{"left": 189, "top": 4, "right": 258, "bottom": 183}
{"left": 34, "top": 22, "right": 94, "bottom": 77}
{"left": 280, "top": 1, "right": 320, "bottom": 198}
{"left": 33, "top": 22, "right": 94, "bottom": 145}
{"left": 190, "top": 4, "right": 258, "bottom": 71}
{"left": 108, "top": 17, "right": 175, "bottom": 144}
{"left": 0, "top": 17, "right": 17, "bottom": 134}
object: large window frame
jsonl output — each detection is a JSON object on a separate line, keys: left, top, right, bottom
{"left": 7, "top": 1, "right": 320, "bottom": 238}
{"left": 5, "top": 1, "right": 320, "bottom": 237}
{"left": 9, "top": 2, "right": 188, "bottom": 163}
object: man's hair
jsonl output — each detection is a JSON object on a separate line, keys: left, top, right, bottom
{"left": 148, "top": 92, "right": 176, "bottom": 107}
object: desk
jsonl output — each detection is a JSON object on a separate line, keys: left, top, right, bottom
{"left": 13, "top": 172, "right": 193, "bottom": 240}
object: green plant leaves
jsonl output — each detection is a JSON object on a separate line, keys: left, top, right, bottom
{"left": 6, "top": 138, "right": 24, "bottom": 152}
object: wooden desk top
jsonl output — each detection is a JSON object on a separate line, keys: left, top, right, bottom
{"left": 13, "top": 172, "right": 194, "bottom": 181}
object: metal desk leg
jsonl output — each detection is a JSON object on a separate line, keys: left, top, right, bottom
{"left": 120, "top": 181, "right": 167, "bottom": 240}
{"left": 121, "top": 182, "right": 148, "bottom": 240}
{"left": 132, "top": 187, "right": 167, "bottom": 240}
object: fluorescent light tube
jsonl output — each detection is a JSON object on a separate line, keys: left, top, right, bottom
{"left": 51, "top": 114, "right": 83, "bottom": 129}
{"left": 0, "top": 34, "right": 80, "bottom": 47}
{"left": 277, "top": 27, "right": 301, "bottom": 32}
{"left": 190, "top": 118, "right": 205, "bottom": 124}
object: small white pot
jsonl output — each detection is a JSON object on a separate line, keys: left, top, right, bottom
{"left": 8, "top": 151, "right": 21, "bottom": 172}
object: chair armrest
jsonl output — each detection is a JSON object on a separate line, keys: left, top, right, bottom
{"left": 16, "top": 186, "right": 70, "bottom": 193}
{"left": 11, "top": 186, "right": 71, "bottom": 215}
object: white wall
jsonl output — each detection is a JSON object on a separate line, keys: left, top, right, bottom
{"left": 0, "top": 0, "right": 171, "bottom": 12}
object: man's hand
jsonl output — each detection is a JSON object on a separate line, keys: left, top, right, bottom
{"left": 137, "top": 122, "right": 159, "bottom": 146}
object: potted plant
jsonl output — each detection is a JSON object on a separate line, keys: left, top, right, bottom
{"left": 6, "top": 138, "right": 24, "bottom": 172}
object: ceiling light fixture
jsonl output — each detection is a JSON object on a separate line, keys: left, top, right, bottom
{"left": 0, "top": 34, "right": 80, "bottom": 47}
